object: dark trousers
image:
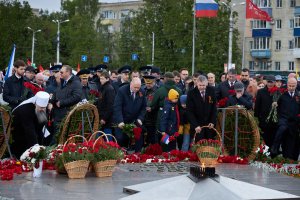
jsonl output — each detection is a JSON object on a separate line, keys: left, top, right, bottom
{"left": 161, "top": 140, "right": 176, "bottom": 152}
{"left": 259, "top": 122, "right": 277, "bottom": 148}
{"left": 145, "top": 125, "right": 157, "bottom": 145}
{"left": 114, "top": 127, "right": 144, "bottom": 152}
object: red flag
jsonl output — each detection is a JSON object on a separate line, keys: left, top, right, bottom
{"left": 27, "top": 58, "right": 32, "bottom": 66}
{"left": 77, "top": 63, "right": 80, "bottom": 72}
{"left": 246, "top": 0, "right": 272, "bottom": 22}
{"left": 38, "top": 64, "right": 44, "bottom": 72}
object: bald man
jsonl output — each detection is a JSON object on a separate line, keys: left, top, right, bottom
{"left": 113, "top": 77, "right": 147, "bottom": 151}
{"left": 271, "top": 78, "right": 300, "bottom": 160}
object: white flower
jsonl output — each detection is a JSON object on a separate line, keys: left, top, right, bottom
{"left": 265, "top": 152, "right": 270, "bottom": 157}
{"left": 31, "top": 158, "right": 36, "bottom": 164}
{"left": 255, "top": 147, "right": 260, "bottom": 153}
{"left": 146, "top": 159, "right": 152, "bottom": 163}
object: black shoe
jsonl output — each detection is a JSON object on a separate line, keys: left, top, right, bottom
{"left": 270, "top": 146, "right": 278, "bottom": 158}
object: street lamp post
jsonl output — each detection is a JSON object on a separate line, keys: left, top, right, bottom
{"left": 222, "top": 2, "right": 245, "bottom": 72}
{"left": 27, "top": 27, "right": 41, "bottom": 64}
{"left": 52, "top": 19, "right": 69, "bottom": 64}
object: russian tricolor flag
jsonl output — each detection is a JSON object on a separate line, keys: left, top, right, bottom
{"left": 161, "top": 134, "right": 170, "bottom": 145}
{"left": 195, "top": 0, "right": 219, "bottom": 18}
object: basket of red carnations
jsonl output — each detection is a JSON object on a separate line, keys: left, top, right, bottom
{"left": 91, "top": 133, "right": 124, "bottom": 177}
{"left": 191, "top": 126, "right": 222, "bottom": 167}
{"left": 62, "top": 135, "right": 93, "bottom": 179}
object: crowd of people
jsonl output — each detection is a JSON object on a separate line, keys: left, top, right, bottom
{"left": 1, "top": 59, "right": 299, "bottom": 161}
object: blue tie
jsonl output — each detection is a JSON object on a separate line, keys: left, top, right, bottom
{"left": 63, "top": 80, "right": 67, "bottom": 87}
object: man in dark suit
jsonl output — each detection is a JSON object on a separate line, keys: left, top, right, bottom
{"left": 271, "top": 78, "right": 300, "bottom": 160}
{"left": 186, "top": 75, "right": 217, "bottom": 142}
{"left": 49, "top": 65, "right": 82, "bottom": 139}
{"left": 3, "top": 60, "right": 34, "bottom": 110}
{"left": 254, "top": 75, "right": 277, "bottom": 148}
{"left": 76, "top": 69, "right": 98, "bottom": 100}
{"left": 11, "top": 91, "right": 50, "bottom": 158}
{"left": 113, "top": 77, "right": 147, "bottom": 151}
{"left": 216, "top": 69, "right": 237, "bottom": 100}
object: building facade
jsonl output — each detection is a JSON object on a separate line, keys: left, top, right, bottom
{"left": 97, "top": 0, "right": 144, "bottom": 33}
{"left": 242, "top": 0, "right": 299, "bottom": 75}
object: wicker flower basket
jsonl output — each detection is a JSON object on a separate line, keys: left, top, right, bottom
{"left": 64, "top": 160, "right": 90, "bottom": 179}
{"left": 63, "top": 135, "right": 90, "bottom": 179}
{"left": 92, "top": 134, "right": 118, "bottom": 178}
{"left": 193, "top": 126, "right": 222, "bottom": 167}
{"left": 93, "top": 159, "right": 117, "bottom": 177}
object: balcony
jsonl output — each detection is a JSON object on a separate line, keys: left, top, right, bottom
{"left": 252, "top": 29, "right": 272, "bottom": 37}
{"left": 260, "top": 8, "right": 272, "bottom": 17}
{"left": 294, "top": 48, "right": 300, "bottom": 58}
{"left": 294, "top": 28, "right": 300, "bottom": 36}
{"left": 251, "top": 50, "right": 271, "bottom": 59}
{"left": 295, "top": 7, "right": 300, "bottom": 15}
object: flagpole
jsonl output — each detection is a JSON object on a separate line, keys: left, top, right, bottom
{"left": 5, "top": 44, "right": 16, "bottom": 81}
{"left": 192, "top": 0, "right": 196, "bottom": 75}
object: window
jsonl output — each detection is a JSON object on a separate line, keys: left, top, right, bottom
{"left": 250, "top": 41, "right": 253, "bottom": 50}
{"left": 289, "top": 62, "right": 295, "bottom": 71}
{"left": 102, "top": 10, "right": 115, "bottom": 19}
{"left": 290, "top": 0, "right": 296, "bottom": 7}
{"left": 295, "top": 17, "right": 300, "bottom": 28}
{"left": 253, "top": 37, "right": 270, "bottom": 49}
{"left": 275, "top": 62, "right": 281, "bottom": 70}
{"left": 276, "top": 19, "right": 282, "bottom": 30}
{"left": 295, "top": 37, "right": 300, "bottom": 48}
{"left": 276, "top": 0, "right": 282, "bottom": 7}
{"left": 259, "top": 61, "right": 268, "bottom": 70}
{"left": 253, "top": 0, "right": 271, "bottom": 7}
{"left": 251, "top": 20, "right": 267, "bottom": 29}
{"left": 249, "top": 61, "right": 255, "bottom": 70}
{"left": 275, "top": 40, "right": 281, "bottom": 50}
{"left": 120, "top": 9, "right": 130, "bottom": 18}
{"left": 290, "top": 19, "right": 294, "bottom": 29}
{"left": 289, "top": 40, "right": 294, "bottom": 49}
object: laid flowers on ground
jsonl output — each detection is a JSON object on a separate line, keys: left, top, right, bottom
{"left": 20, "top": 144, "right": 48, "bottom": 168}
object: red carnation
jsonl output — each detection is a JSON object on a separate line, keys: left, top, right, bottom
{"left": 133, "top": 127, "right": 142, "bottom": 141}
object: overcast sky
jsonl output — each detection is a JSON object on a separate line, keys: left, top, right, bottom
{"left": 25, "top": 0, "right": 138, "bottom": 12}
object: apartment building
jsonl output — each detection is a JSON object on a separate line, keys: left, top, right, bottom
{"left": 242, "top": 0, "right": 299, "bottom": 75}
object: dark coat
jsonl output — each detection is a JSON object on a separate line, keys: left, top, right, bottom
{"left": 97, "top": 81, "right": 116, "bottom": 127}
{"left": 159, "top": 99, "right": 179, "bottom": 135}
{"left": 113, "top": 84, "right": 147, "bottom": 124}
{"left": 81, "top": 82, "right": 98, "bottom": 100}
{"left": 45, "top": 76, "right": 59, "bottom": 95}
{"left": 11, "top": 103, "right": 45, "bottom": 158}
{"left": 227, "top": 93, "right": 253, "bottom": 110}
{"left": 112, "top": 78, "right": 129, "bottom": 93}
{"left": 254, "top": 87, "right": 273, "bottom": 123}
{"left": 3, "top": 74, "right": 33, "bottom": 109}
{"left": 150, "top": 80, "right": 181, "bottom": 128}
{"left": 142, "top": 85, "right": 158, "bottom": 126}
{"left": 176, "top": 80, "right": 185, "bottom": 94}
{"left": 186, "top": 86, "right": 217, "bottom": 131}
{"left": 52, "top": 75, "right": 82, "bottom": 122}
{"left": 216, "top": 80, "right": 235, "bottom": 100}
{"left": 277, "top": 91, "right": 300, "bottom": 125}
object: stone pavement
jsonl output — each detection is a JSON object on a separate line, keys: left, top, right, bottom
{"left": 1, "top": 163, "right": 300, "bottom": 200}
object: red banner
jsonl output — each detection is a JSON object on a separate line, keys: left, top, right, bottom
{"left": 246, "top": 0, "right": 272, "bottom": 22}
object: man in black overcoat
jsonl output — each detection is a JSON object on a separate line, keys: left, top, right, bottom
{"left": 11, "top": 91, "right": 50, "bottom": 158}
{"left": 49, "top": 65, "right": 82, "bottom": 139}
{"left": 186, "top": 75, "right": 217, "bottom": 142}
{"left": 113, "top": 77, "right": 146, "bottom": 151}
{"left": 3, "top": 60, "right": 33, "bottom": 110}
{"left": 254, "top": 75, "right": 278, "bottom": 148}
{"left": 271, "top": 78, "right": 300, "bottom": 160}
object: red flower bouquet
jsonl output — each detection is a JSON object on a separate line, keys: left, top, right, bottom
{"left": 217, "top": 97, "right": 228, "bottom": 108}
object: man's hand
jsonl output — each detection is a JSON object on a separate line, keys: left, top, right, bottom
{"left": 236, "top": 92, "right": 242, "bottom": 99}
{"left": 56, "top": 101, "right": 60, "bottom": 108}
{"left": 118, "top": 122, "right": 125, "bottom": 129}
{"left": 161, "top": 132, "right": 166, "bottom": 135}
{"left": 48, "top": 103, "right": 53, "bottom": 111}
{"left": 208, "top": 123, "right": 214, "bottom": 129}
{"left": 100, "top": 119, "right": 106, "bottom": 125}
{"left": 272, "top": 102, "right": 278, "bottom": 108}
{"left": 137, "top": 119, "right": 143, "bottom": 126}
{"left": 146, "top": 107, "right": 151, "bottom": 112}
{"left": 195, "top": 126, "right": 202, "bottom": 133}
